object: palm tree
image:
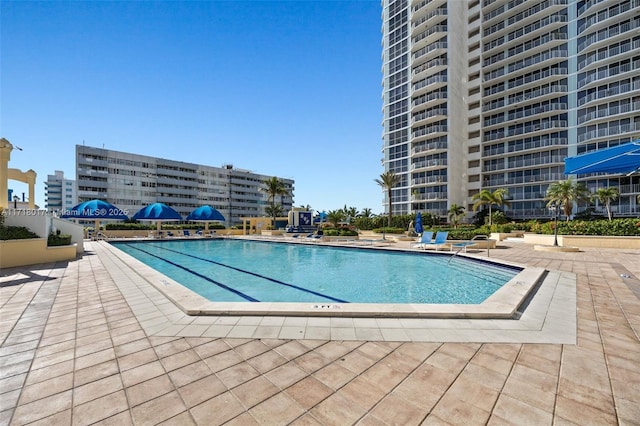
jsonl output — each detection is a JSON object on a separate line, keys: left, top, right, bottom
{"left": 375, "top": 171, "right": 401, "bottom": 227}
{"left": 342, "top": 205, "right": 358, "bottom": 224}
{"left": 261, "top": 177, "right": 290, "bottom": 228}
{"left": 447, "top": 204, "right": 465, "bottom": 229}
{"left": 545, "top": 178, "right": 590, "bottom": 221}
{"left": 326, "top": 210, "right": 346, "bottom": 228}
{"left": 593, "top": 186, "right": 619, "bottom": 221}
{"left": 358, "top": 208, "right": 373, "bottom": 218}
{"left": 471, "top": 188, "right": 510, "bottom": 226}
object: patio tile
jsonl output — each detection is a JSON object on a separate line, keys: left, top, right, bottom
{"left": 177, "top": 374, "right": 227, "bottom": 408}
{"left": 368, "top": 393, "right": 426, "bottom": 425}
{"left": 125, "top": 374, "right": 175, "bottom": 407}
{"left": 249, "top": 393, "right": 306, "bottom": 425}
{"left": 189, "top": 391, "right": 246, "bottom": 425}
{"left": 263, "top": 362, "right": 309, "bottom": 389}
{"left": 309, "top": 393, "right": 365, "bottom": 426}
{"left": 11, "top": 390, "right": 73, "bottom": 424}
{"left": 131, "top": 390, "right": 187, "bottom": 425}
{"left": 216, "top": 363, "right": 260, "bottom": 389}
{"left": 311, "top": 362, "right": 356, "bottom": 391}
{"left": 19, "top": 372, "right": 74, "bottom": 405}
{"left": 231, "top": 376, "right": 280, "bottom": 409}
{"left": 284, "top": 376, "right": 334, "bottom": 410}
{"left": 120, "top": 360, "right": 166, "bottom": 388}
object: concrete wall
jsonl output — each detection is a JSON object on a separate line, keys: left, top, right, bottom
{"left": 3, "top": 209, "right": 85, "bottom": 254}
{"left": 0, "top": 238, "right": 77, "bottom": 268}
{"left": 523, "top": 233, "right": 640, "bottom": 249}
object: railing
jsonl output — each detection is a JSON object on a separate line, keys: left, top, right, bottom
{"left": 412, "top": 91, "right": 447, "bottom": 108}
{"left": 413, "top": 125, "right": 448, "bottom": 138}
{"left": 507, "top": 155, "right": 567, "bottom": 168}
{"left": 412, "top": 176, "right": 447, "bottom": 185}
{"left": 412, "top": 58, "right": 447, "bottom": 76}
{"left": 577, "top": 122, "right": 640, "bottom": 143}
{"left": 413, "top": 42, "right": 447, "bottom": 62}
{"left": 508, "top": 49, "right": 568, "bottom": 74}
{"left": 412, "top": 25, "right": 447, "bottom": 45}
{"left": 577, "top": 38, "right": 640, "bottom": 70}
{"left": 412, "top": 8, "right": 447, "bottom": 29}
{"left": 507, "top": 137, "right": 568, "bottom": 152}
{"left": 413, "top": 74, "right": 447, "bottom": 92}
{"left": 412, "top": 108, "right": 447, "bottom": 124}
{"left": 577, "top": 101, "right": 640, "bottom": 125}
{"left": 578, "top": 0, "right": 640, "bottom": 34}
{"left": 412, "top": 159, "right": 447, "bottom": 169}
{"left": 577, "top": 80, "right": 640, "bottom": 107}
{"left": 577, "top": 17, "right": 640, "bottom": 52}
{"left": 577, "top": 59, "right": 640, "bottom": 89}
{"left": 412, "top": 140, "right": 448, "bottom": 154}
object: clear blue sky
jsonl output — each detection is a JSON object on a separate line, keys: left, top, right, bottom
{"left": 1, "top": 0, "right": 385, "bottom": 214}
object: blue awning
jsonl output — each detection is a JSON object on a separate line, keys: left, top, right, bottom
{"left": 564, "top": 141, "right": 640, "bottom": 175}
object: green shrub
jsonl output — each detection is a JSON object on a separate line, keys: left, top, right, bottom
{"left": 106, "top": 222, "right": 154, "bottom": 230}
{"left": 47, "top": 233, "right": 72, "bottom": 246}
{"left": 0, "top": 226, "right": 40, "bottom": 240}
{"left": 372, "top": 227, "right": 406, "bottom": 235}
{"left": 323, "top": 228, "right": 358, "bottom": 236}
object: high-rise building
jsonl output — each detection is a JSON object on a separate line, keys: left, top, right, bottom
{"left": 45, "top": 170, "right": 76, "bottom": 213}
{"left": 381, "top": 0, "right": 640, "bottom": 220}
{"left": 75, "top": 145, "right": 294, "bottom": 226}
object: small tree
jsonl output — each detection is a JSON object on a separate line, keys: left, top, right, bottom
{"left": 471, "top": 188, "right": 510, "bottom": 226}
{"left": 261, "top": 177, "right": 290, "bottom": 229}
{"left": 545, "top": 178, "right": 590, "bottom": 221}
{"left": 593, "top": 187, "right": 619, "bottom": 221}
{"left": 326, "top": 210, "right": 346, "bottom": 228}
{"left": 375, "top": 171, "right": 401, "bottom": 227}
{"left": 358, "top": 207, "right": 374, "bottom": 218}
{"left": 447, "top": 204, "right": 465, "bottom": 229}
{"left": 342, "top": 205, "right": 358, "bottom": 224}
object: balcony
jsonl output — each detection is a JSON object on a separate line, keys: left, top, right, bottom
{"left": 577, "top": 122, "right": 640, "bottom": 144}
{"left": 577, "top": 58, "right": 640, "bottom": 89}
{"left": 412, "top": 140, "right": 448, "bottom": 155}
{"left": 577, "top": 0, "right": 640, "bottom": 34}
{"left": 412, "top": 108, "right": 447, "bottom": 126}
{"left": 577, "top": 80, "right": 640, "bottom": 107}
{"left": 577, "top": 17, "right": 640, "bottom": 53}
{"left": 577, "top": 101, "right": 640, "bottom": 125}
{"left": 412, "top": 159, "right": 448, "bottom": 170}
{"left": 506, "top": 155, "right": 567, "bottom": 169}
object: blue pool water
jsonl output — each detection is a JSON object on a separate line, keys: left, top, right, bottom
{"left": 111, "top": 239, "right": 520, "bottom": 304}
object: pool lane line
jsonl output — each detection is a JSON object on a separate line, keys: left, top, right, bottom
{"left": 121, "top": 243, "right": 259, "bottom": 302}
{"left": 147, "top": 243, "right": 350, "bottom": 304}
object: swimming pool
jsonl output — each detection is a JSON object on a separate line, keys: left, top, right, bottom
{"left": 111, "top": 239, "right": 520, "bottom": 305}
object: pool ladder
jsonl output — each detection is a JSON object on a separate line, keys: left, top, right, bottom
{"left": 447, "top": 246, "right": 465, "bottom": 265}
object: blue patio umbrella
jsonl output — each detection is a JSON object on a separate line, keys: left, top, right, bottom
{"left": 564, "top": 140, "right": 640, "bottom": 175}
{"left": 132, "top": 202, "right": 182, "bottom": 231}
{"left": 414, "top": 211, "right": 424, "bottom": 235}
{"left": 61, "top": 199, "right": 129, "bottom": 234}
{"left": 186, "top": 205, "right": 225, "bottom": 232}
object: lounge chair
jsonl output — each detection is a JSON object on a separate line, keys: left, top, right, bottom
{"left": 412, "top": 231, "right": 434, "bottom": 249}
{"left": 183, "top": 230, "right": 191, "bottom": 237}
{"left": 420, "top": 231, "right": 449, "bottom": 250}
{"left": 449, "top": 241, "right": 478, "bottom": 253}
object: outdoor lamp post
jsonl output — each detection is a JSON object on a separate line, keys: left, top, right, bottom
{"left": 13, "top": 195, "right": 19, "bottom": 209}
{"left": 550, "top": 203, "right": 560, "bottom": 247}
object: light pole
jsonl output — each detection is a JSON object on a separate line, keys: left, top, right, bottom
{"left": 552, "top": 203, "right": 560, "bottom": 247}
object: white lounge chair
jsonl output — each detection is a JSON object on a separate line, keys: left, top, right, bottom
{"left": 412, "top": 231, "right": 434, "bottom": 249}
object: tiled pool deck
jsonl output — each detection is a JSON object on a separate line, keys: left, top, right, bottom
{"left": 1, "top": 239, "right": 639, "bottom": 424}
